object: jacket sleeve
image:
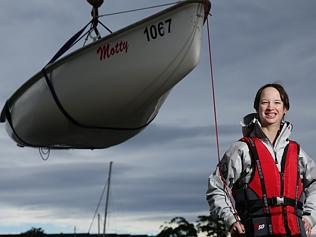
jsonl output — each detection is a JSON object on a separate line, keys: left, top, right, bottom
{"left": 206, "top": 141, "right": 249, "bottom": 229}
{"left": 300, "top": 148, "right": 316, "bottom": 227}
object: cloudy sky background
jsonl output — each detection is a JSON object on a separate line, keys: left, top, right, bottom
{"left": 1, "top": 0, "right": 316, "bottom": 235}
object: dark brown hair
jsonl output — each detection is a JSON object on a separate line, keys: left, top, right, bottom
{"left": 253, "top": 83, "right": 290, "bottom": 111}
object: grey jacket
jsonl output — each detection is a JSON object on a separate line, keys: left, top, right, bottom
{"left": 206, "top": 113, "right": 316, "bottom": 229}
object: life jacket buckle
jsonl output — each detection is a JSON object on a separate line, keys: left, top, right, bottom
{"left": 274, "top": 196, "right": 284, "bottom": 205}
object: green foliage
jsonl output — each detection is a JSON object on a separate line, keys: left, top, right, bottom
{"left": 157, "top": 215, "right": 227, "bottom": 237}
{"left": 21, "top": 227, "right": 47, "bottom": 237}
{"left": 196, "top": 215, "right": 226, "bottom": 237}
{"left": 157, "top": 217, "right": 197, "bottom": 237}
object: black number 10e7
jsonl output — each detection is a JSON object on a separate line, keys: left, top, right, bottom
{"left": 144, "top": 18, "right": 172, "bottom": 42}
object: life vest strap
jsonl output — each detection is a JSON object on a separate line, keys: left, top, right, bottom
{"left": 269, "top": 197, "right": 303, "bottom": 209}
{"left": 237, "top": 197, "right": 303, "bottom": 212}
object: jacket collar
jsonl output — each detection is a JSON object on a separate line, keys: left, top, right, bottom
{"left": 241, "top": 113, "right": 293, "bottom": 148}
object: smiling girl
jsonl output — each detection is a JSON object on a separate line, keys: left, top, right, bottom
{"left": 207, "top": 83, "right": 316, "bottom": 237}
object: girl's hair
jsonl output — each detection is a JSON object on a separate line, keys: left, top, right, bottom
{"left": 253, "top": 83, "right": 290, "bottom": 111}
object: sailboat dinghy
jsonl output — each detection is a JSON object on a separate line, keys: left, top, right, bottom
{"left": 0, "top": 0, "right": 211, "bottom": 149}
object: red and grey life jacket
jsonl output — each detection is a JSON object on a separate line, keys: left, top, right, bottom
{"left": 232, "top": 137, "right": 306, "bottom": 237}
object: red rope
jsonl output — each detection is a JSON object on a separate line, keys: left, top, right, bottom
{"left": 206, "top": 16, "right": 221, "bottom": 163}
{"left": 205, "top": 12, "right": 240, "bottom": 222}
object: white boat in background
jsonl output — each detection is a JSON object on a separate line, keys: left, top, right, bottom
{"left": 0, "top": 0, "right": 211, "bottom": 149}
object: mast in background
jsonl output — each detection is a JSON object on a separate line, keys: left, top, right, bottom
{"left": 103, "top": 161, "right": 113, "bottom": 236}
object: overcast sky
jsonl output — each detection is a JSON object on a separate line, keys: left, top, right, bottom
{"left": 1, "top": 0, "right": 316, "bottom": 235}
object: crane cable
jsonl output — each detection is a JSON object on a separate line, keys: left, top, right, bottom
{"left": 98, "top": 1, "right": 183, "bottom": 18}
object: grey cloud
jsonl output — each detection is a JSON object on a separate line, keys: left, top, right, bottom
{"left": 120, "top": 123, "right": 240, "bottom": 149}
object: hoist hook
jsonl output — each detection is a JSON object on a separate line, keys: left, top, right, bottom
{"left": 86, "top": 0, "right": 104, "bottom": 39}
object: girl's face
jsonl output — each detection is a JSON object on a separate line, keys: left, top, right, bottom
{"left": 257, "top": 87, "right": 288, "bottom": 128}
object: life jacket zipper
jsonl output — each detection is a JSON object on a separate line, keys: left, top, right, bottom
{"left": 274, "top": 150, "right": 278, "bottom": 164}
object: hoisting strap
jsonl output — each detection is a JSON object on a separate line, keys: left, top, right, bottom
{"left": 42, "top": 69, "right": 157, "bottom": 131}
{"left": 3, "top": 101, "right": 70, "bottom": 149}
{"left": 47, "top": 21, "right": 92, "bottom": 65}
{"left": 3, "top": 102, "right": 32, "bottom": 147}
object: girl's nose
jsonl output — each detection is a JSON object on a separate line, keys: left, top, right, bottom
{"left": 266, "top": 102, "right": 273, "bottom": 109}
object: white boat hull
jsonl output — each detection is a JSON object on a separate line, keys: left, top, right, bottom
{"left": 1, "top": 0, "right": 210, "bottom": 149}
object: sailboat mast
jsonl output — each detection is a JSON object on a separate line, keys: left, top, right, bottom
{"left": 103, "top": 161, "right": 113, "bottom": 236}
{"left": 98, "top": 213, "right": 100, "bottom": 236}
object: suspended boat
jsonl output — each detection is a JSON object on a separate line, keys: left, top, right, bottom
{"left": 0, "top": 0, "right": 211, "bottom": 149}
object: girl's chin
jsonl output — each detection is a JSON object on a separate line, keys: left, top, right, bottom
{"left": 261, "top": 120, "right": 281, "bottom": 126}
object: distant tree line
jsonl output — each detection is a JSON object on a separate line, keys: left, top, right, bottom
{"left": 21, "top": 227, "right": 47, "bottom": 237}
{"left": 20, "top": 215, "right": 226, "bottom": 237}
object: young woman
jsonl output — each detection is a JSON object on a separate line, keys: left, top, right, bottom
{"left": 206, "top": 84, "right": 316, "bottom": 237}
